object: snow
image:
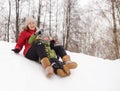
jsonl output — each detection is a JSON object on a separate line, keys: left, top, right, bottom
{"left": 0, "top": 41, "right": 120, "bottom": 91}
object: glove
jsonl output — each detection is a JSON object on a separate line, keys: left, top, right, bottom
{"left": 35, "top": 30, "right": 41, "bottom": 36}
{"left": 12, "top": 48, "right": 20, "bottom": 53}
{"left": 50, "top": 40, "right": 56, "bottom": 44}
{"left": 35, "top": 29, "right": 44, "bottom": 36}
{"left": 50, "top": 40, "right": 56, "bottom": 49}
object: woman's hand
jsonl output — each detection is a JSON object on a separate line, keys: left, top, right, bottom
{"left": 12, "top": 48, "right": 20, "bottom": 53}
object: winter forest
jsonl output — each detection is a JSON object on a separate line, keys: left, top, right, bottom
{"left": 0, "top": 0, "right": 120, "bottom": 60}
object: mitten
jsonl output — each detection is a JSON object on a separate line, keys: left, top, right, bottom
{"left": 50, "top": 40, "right": 56, "bottom": 49}
{"left": 12, "top": 48, "right": 20, "bottom": 53}
{"left": 35, "top": 29, "right": 44, "bottom": 36}
{"left": 50, "top": 40, "right": 56, "bottom": 44}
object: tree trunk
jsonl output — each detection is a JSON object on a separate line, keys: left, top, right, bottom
{"left": 7, "top": 0, "right": 11, "bottom": 42}
{"left": 111, "top": 1, "right": 119, "bottom": 58}
{"left": 62, "top": 3, "right": 66, "bottom": 47}
{"left": 37, "top": 0, "right": 42, "bottom": 28}
{"left": 55, "top": 0, "right": 58, "bottom": 38}
{"left": 15, "top": 0, "right": 20, "bottom": 42}
{"left": 49, "top": 0, "right": 52, "bottom": 36}
{"left": 43, "top": 2, "right": 47, "bottom": 29}
{"left": 65, "top": 0, "right": 71, "bottom": 49}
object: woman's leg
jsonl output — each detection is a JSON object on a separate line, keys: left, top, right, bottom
{"left": 25, "top": 42, "right": 54, "bottom": 77}
{"left": 53, "top": 45, "right": 77, "bottom": 69}
{"left": 53, "top": 45, "right": 67, "bottom": 58}
{"left": 25, "top": 42, "right": 48, "bottom": 61}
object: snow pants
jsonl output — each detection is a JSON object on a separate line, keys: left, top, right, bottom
{"left": 25, "top": 42, "right": 67, "bottom": 62}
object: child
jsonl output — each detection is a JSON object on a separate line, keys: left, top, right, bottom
{"left": 29, "top": 33, "right": 70, "bottom": 77}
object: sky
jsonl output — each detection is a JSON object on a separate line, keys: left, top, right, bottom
{"left": 0, "top": 0, "right": 92, "bottom": 8}
{"left": 79, "top": 0, "right": 91, "bottom": 6}
{"left": 0, "top": 41, "right": 120, "bottom": 91}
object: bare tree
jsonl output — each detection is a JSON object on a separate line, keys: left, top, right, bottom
{"left": 63, "top": 0, "right": 78, "bottom": 49}
{"left": 7, "top": 0, "right": 11, "bottom": 42}
{"left": 43, "top": 2, "right": 48, "bottom": 30}
{"left": 63, "top": 0, "right": 71, "bottom": 49}
{"left": 49, "top": 0, "right": 52, "bottom": 36}
{"left": 116, "top": 0, "right": 120, "bottom": 24}
{"left": 31, "top": 0, "right": 36, "bottom": 18}
{"left": 55, "top": 0, "right": 58, "bottom": 37}
{"left": 15, "top": 0, "right": 20, "bottom": 42}
{"left": 62, "top": 1, "right": 66, "bottom": 47}
{"left": 37, "top": 0, "right": 42, "bottom": 28}
{"left": 111, "top": 0, "right": 119, "bottom": 58}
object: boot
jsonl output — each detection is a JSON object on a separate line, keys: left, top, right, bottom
{"left": 62, "top": 55, "right": 77, "bottom": 69}
{"left": 41, "top": 57, "right": 54, "bottom": 78}
{"left": 63, "top": 65, "right": 71, "bottom": 76}
{"left": 56, "top": 65, "right": 70, "bottom": 77}
{"left": 57, "top": 65, "right": 70, "bottom": 77}
{"left": 57, "top": 69, "right": 67, "bottom": 77}
{"left": 45, "top": 66, "right": 54, "bottom": 78}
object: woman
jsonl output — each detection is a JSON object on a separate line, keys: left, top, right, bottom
{"left": 12, "top": 16, "right": 77, "bottom": 78}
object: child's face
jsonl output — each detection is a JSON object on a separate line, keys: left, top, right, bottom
{"left": 28, "top": 22, "right": 36, "bottom": 30}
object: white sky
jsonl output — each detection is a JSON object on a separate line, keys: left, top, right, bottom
{"left": 79, "top": 0, "right": 94, "bottom": 7}
{"left": 0, "top": 0, "right": 92, "bottom": 7}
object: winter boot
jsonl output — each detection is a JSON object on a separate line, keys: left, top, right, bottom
{"left": 56, "top": 65, "right": 71, "bottom": 77}
{"left": 40, "top": 57, "right": 54, "bottom": 78}
{"left": 56, "top": 65, "right": 70, "bottom": 77}
{"left": 57, "top": 69, "right": 67, "bottom": 77}
{"left": 62, "top": 55, "right": 78, "bottom": 69}
{"left": 63, "top": 65, "right": 71, "bottom": 76}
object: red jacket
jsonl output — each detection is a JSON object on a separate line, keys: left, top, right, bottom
{"left": 15, "top": 29, "right": 36, "bottom": 56}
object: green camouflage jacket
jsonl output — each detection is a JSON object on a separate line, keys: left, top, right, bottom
{"left": 28, "top": 34, "right": 57, "bottom": 59}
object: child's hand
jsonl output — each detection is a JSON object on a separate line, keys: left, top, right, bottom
{"left": 42, "top": 36, "right": 49, "bottom": 41}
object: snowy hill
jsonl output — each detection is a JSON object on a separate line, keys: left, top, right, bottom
{"left": 0, "top": 41, "right": 120, "bottom": 91}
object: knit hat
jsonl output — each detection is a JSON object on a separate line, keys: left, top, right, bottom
{"left": 25, "top": 16, "right": 35, "bottom": 26}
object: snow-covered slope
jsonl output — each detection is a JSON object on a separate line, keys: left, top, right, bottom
{"left": 0, "top": 41, "right": 120, "bottom": 91}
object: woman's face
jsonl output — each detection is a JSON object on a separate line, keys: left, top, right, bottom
{"left": 28, "top": 22, "right": 36, "bottom": 30}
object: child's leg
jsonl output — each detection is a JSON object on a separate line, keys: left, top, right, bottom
{"left": 50, "top": 58, "right": 70, "bottom": 77}
{"left": 40, "top": 57, "right": 54, "bottom": 78}
{"left": 26, "top": 42, "right": 54, "bottom": 78}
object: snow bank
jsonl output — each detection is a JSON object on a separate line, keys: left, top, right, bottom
{"left": 0, "top": 41, "right": 120, "bottom": 91}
